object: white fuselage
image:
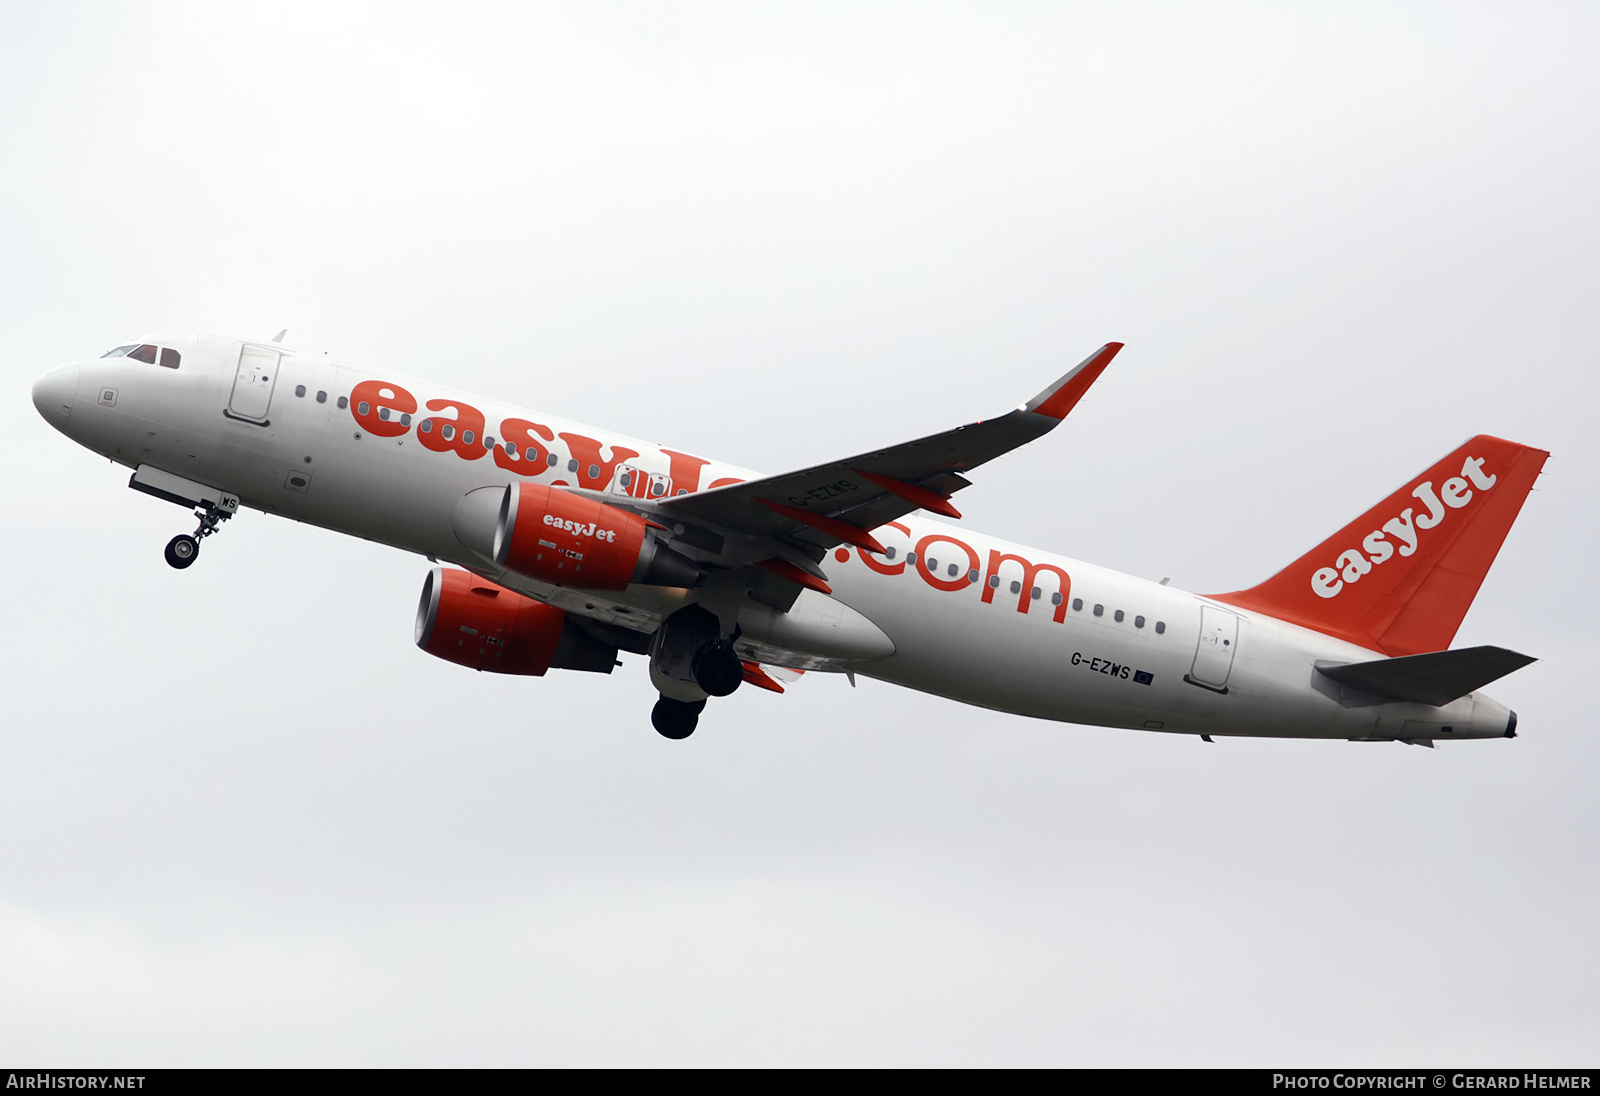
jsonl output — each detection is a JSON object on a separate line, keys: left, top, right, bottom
{"left": 34, "top": 332, "right": 1516, "bottom": 743}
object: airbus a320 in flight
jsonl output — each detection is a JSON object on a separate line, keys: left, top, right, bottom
{"left": 32, "top": 333, "right": 1546, "bottom": 742}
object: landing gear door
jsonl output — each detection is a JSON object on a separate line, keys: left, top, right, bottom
{"left": 1186, "top": 604, "right": 1239, "bottom": 693}
{"left": 227, "top": 345, "right": 280, "bottom": 424}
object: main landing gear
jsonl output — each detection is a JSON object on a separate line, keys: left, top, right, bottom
{"left": 652, "top": 697, "right": 707, "bottom": 740}
{"left": 691, "top": 638, "right": 743, "bottom": 698}
{"left": 164, "top": 502, "right": 231, "bottom": 570}
{"left": 647, "top": 604, "right": 744, "bottom": 740}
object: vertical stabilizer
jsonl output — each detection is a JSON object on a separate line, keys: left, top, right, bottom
{"left": 1211, "top": 435, "right": 1548, "bottom": 655}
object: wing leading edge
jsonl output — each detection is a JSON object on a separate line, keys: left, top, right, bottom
{"left": 658, "top": 342, "right": 1122, "bottom": 553}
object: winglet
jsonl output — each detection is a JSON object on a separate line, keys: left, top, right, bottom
{"left": 1024, "top": 342, "right": 1123, "bottom": 420}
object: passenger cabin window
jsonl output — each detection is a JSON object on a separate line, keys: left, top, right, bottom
{"left": 1155, "top": 621, "right": 1166, "bottom": 634}
{"left": 158, "top": 348, "right": 180, "bottom": 369}
{"left": 128, "top": 344, "right": 158, "bottom": 364}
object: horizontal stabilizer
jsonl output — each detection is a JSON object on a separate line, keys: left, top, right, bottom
{"left": 1315, "top": 645, "right": 1535, "bottom": 707}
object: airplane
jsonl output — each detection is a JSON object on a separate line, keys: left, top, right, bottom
{"left": 31, "top": 332, "right": 1548, "bottom": 743}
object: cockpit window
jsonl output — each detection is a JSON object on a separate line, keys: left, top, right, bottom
{"left": 102, "top": 345, "right": 137, "bottom": 358}
{"left": 159, "top": 347, "right": 180, "bottom": 369}
{"left": 127, "top": 344, "right": 158, "bottom": 364}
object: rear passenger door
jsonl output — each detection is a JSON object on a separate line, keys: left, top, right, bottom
{"left": 1186, "top": 604, "right": 1239, "bottom": 693}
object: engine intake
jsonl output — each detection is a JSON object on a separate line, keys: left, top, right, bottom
{"left": 494, "top": 482, "right": 701, "bottom": 590}
{"left": 415, "top": 567, "right": 616, "bottom": 675}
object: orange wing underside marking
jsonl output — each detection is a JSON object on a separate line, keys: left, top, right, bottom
{"left": 852, "top": 469, "right": 961, "bottom": 519}
{"left": 756, "top": 499, "right": 888, "bottom": 555}
{"left": 741, "top": 660, "right": 786, "bottom": 693}
{"left": 757, "top": 557, "right": 833, "bottom": 595}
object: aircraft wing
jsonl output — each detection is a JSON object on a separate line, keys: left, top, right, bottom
{"left": 657, "top": 343, "right": 1122, "bottom": 555}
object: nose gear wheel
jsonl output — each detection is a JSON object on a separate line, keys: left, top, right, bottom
{"left": 163, "top": 501, "right": 232, "bottom": 570}
{"left": 164, "top": 534, "right": 199, "bottom": 569}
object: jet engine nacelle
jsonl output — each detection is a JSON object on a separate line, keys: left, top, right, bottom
{"left": 493, "top": 482, "right": 701, "bottom": 590}
{"left": 415, "top": 566, "right": 616, "bottom": 675}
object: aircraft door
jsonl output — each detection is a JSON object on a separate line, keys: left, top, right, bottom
{"left": 227, "top": 345, "right": 280, "bottom": 424}
{"left": 1186, "top": 604, "right": 1239, "bottom": 693}
{"left": 614, "top": 464, "right": 672, "bottom": 500}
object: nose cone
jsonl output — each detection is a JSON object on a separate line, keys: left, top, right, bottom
{"left": 32, "top": 364, "right": 79, "bottom": 433}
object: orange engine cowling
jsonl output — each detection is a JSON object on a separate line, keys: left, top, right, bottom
{"left": 415, "top": 567, "right": 607, "bottom": 675}
{"left": 493, "top": 482, "right": 701, "bottom": 590}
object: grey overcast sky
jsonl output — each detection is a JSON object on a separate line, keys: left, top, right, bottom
{"left": 3, "top": 2, "right": 1597, "bottom": 1065}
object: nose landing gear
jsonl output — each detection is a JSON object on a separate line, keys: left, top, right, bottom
{"left": 164, "top": 502, "right": 232, "bottom": 570}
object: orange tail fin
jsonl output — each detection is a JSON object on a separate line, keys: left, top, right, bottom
{"left": 1211, "top": 435, "right": 1548, "bottom": 655}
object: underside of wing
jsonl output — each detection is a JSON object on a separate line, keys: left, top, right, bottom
{"left": 656, "top": 342, "right": 1122, "bottom": 556}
